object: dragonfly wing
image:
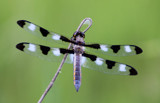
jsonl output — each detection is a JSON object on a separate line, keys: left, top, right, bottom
{"left": 84, "top": 43, "right": 143, "bottom": 56}
{"left": 17, "top": 20, "right": 72, "bottom": 44}
{"left": 81, "top": 52, "right": 137, "bottom": 75}
{"left": 16, "top": 42, "right": 74, "bottom": 63}
{"left": 16, "top": 42, "right": 138, "bottom": 75}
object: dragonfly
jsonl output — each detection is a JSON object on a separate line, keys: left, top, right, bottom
{"left": 16, "top": 18, "right": 143, "bottom": 92}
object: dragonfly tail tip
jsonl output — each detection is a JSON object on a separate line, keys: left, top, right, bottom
{"left": 74, "top": 84, "right": 80, "bottom": 92}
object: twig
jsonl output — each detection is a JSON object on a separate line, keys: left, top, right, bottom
{"left": 37, "top": 43, "right": 72, "bottom": 103}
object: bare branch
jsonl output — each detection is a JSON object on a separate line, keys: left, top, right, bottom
{"left": 38, "top": 43, "right": 72, "bottom": 103}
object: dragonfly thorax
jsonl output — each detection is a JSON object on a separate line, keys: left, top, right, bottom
{"left": 73, "top": 46, "right": 84, "bottom": 54}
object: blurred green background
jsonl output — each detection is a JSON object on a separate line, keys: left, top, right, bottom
{"left": 0, "top": 0, "right": 160, "bottom": 103}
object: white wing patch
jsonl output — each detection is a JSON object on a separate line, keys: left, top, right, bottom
{"left": 52, "top": 48, "right": 61, "bottom": 56}
{"left": 70, "top": 54, "right": 74, "bottom": 63}
{"left": 28, "top": 23, "right": 36, "bottom": 31}
{"left": 95, "top": 58, "right": 103, "bottom": 65}
{"left": 28, "top": 44, "right": 36, "bottom": 52}
{"left": 81, "top": 56, "right": 86, "bottom": 65}
{"left": 52, "top": 34, "right": 60, "bottom": 40}
{"left": 100, "top": 45, "right": 108, "bottom": 52}
{"left": 124, "top": 46, "right": 132, "bottom": 52}
{"left": 119, "top": 64, "right": 126, "bottom": 72}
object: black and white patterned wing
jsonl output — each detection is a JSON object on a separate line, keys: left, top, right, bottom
{"left": 16, "top": 43, "right": 138, "bottom": 75}
{"left": 17, "top": 20, "right": 72, "bottom": 44}
{"left": 79, "top": 53, "right": 138, "bottom": 75}
{"left": 84, "top": 43, "right": 143, "bottom": 56}
{"left": 16, "top": 42, "right": 74, "bottom": 63}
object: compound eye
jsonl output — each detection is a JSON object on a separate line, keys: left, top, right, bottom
{"left": 73, "top": 31, "right": 78, "bottom": 37}
{"left": 83, "top": 34, "right": 85, "bottom": 38}
{"left": 81, "top": 33, "right": 85, "bottom": 38}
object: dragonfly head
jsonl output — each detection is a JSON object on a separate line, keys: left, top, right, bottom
{"left": 72, "top": 31, "right": 85, "bottom": 45}
{"left": 73, "top": 31, "right": 85, "bottom": 39}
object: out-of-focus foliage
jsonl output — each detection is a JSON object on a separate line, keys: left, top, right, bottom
{"left": 0, "top": 0, "right": 160, "bottom": 103}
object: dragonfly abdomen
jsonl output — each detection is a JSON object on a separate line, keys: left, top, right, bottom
{"left": 73, "top": 53, "right": 81, "bottom": 92}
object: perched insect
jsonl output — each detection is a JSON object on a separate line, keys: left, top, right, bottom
{"left": 16, "top": 18, "right": 143, "bottom": 92}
